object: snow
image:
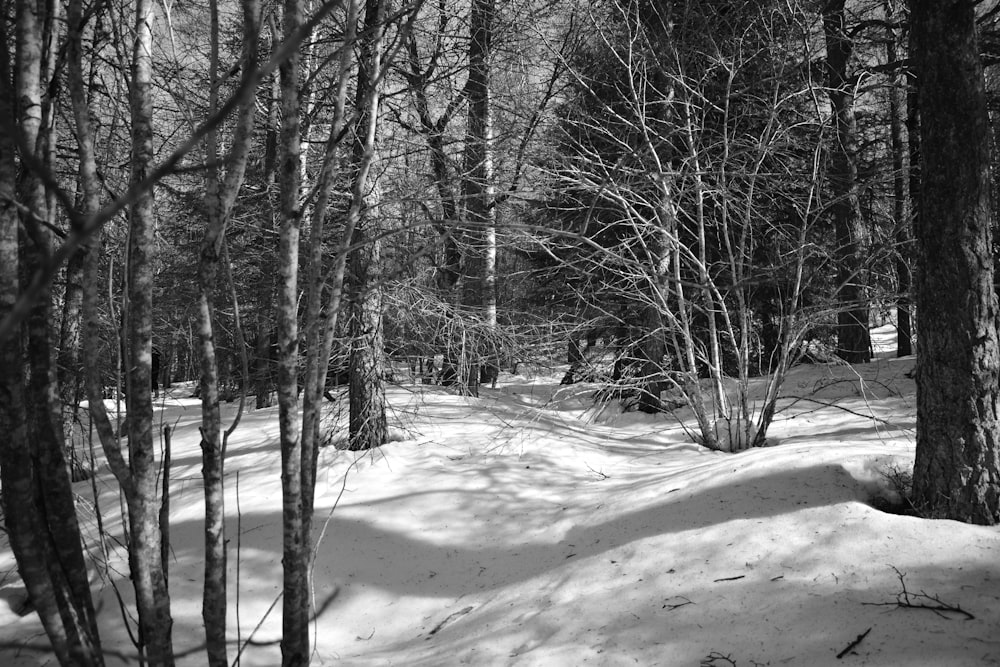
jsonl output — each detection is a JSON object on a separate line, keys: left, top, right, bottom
{"left": 2, "top": 324, "right": 999, "bottom": 665}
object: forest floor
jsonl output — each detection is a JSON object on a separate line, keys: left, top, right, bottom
{"left": 2, "top": 324, "right": 999, "bottom": 666}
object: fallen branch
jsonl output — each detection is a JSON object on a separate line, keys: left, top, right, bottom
{"left": 700, "top": 652, "right": 736, "bottom": 667}
{"left": 862, "top": 566, "right": 975, "bottom": 620}
{"left": 426, "top": 605, "right": 474, "bottom": 639}
{"left": 836, "top": 627, "right": 872, "bottom": 659}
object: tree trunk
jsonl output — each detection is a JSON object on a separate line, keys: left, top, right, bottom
{"left": 277, "top": 0, "right": 307, "bottom": 662}
{"left": 58, "top": 247, "right": 88, "bottom": 481}
{"left": 255, "top": 63, "right": 281, "bottom": 409}
{"left": 403, "top": 26, "right": 462, "bottom": 291}
{"left": 884, "top": 0, "right": 912, "bottom": 358}
{"left": 296, "top": 5, "right": 361, "bottom": 616}
{"left": 460, "top": 0, "right": 496, "bottom": 397}
{"left": 823, "top": 0, "right": 871, "bottom": 364}
{"left": 347, "top": 0, "right": 388, "bottom": 451}
{"left": 0, "top": 4, "right": 103, "bottom": 665}
{"left": 196, "top": 0, "right": 259, "bottom": 663}
{"left": 127, "top": 0, "right": 175, "bottom": 661}
{"left": 53, "top": 0, "right": 88, "bottom": 482}
{"left": 0, "top": 2, "right": 105, "bottom": 661}
{"left": 910, "top": 0, "right": 1000, "bottom": 525}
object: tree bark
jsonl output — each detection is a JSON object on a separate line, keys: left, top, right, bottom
{"left": 910, "top": 0, "right": 1000, "bottom": 524}
{"left": 823, "top": 0, "right": 871, "bottom": 364}
{"left": 884, "top": 0, "right": 912, "bottom": 357}
{"left": 255, "top": 61, "right": 281, "bottom": 409}
{"left": 277, "top": 0, "right": 307, "bottom": 662}
{"left": 403, "top": 24, "right": 463, "bottom": 291}
{"left": 196, "top": 0, "right": 260, "bottom": 663}
{"left": 0, "top": 3, "right": 105, "bottom": 663}
{"left": 347, "top": 0, "right": 388, "bottom": 451}
{"left": 301, "top": 0, "right": 359, "bottom": 512}
{"left": 126, "top": 0, "right": 175, "bottom": 661}
{"left": 460, "top": 0, "right": 497, "bottom": 397}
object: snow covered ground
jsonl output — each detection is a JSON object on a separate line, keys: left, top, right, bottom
{"left": 2, "top": 323, "right": 999, "bottom": 666}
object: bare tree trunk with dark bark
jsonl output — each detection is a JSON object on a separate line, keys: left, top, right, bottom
{"left": 255, "top": 60, "right": 281, "bottom": 410}
{"left": 460, "top": 0, "right": 497, "bottom": 397}
{"left": 884, "top": 0, "right": 912, "bottom": 357}
{"left": 910, "top": 0, "right": 1000, "bottom": 525}
{"left": 823, "top": 0, "right": 871, "bottom": 364}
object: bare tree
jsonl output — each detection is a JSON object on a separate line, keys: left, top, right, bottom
{"left": 549, "top": 0, "right": 824, "bottom": 451}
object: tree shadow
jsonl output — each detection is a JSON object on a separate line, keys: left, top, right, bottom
{"left": 166, "top": 462, "right": 863, "bottom": 600}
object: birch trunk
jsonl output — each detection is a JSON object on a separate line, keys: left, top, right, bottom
{"left": 277, "top": 0, "right": 307, "bottom": 661}
{"left": 0, "top": 2, "right": 104, "bottom": 661}
{"left": 197, "top": 0, "right": 260, "bottom": 663}
{"left": 126, "top": 0, "right": 175, "bottom": 661}
{"left": 301, "top": 0, "right": 358, "bottom": 513}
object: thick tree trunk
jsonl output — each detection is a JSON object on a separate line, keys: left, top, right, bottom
{"left": 823, "top": 0, "right": 871, "bottom": 364}
{"left": 910, "top": 0, "right": 1000, "bottom": 524}
{"left": 347, "top": 0, "right": 388, "bottom": 451}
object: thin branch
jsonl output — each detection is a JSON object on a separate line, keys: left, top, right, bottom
{"left": 0, "top": 0, "right": 356, "bottom": 345}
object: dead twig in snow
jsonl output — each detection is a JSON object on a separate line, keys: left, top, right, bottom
{"left": 862, "top": 566, "right": 975, "bottom": 620}
{"left": 700, "top": 651, "right": 737, "bottom": 667}
{"left": 585, "top": 462, "right": 610, "bottom": 480}
{"left": 713, "top": 575, "right": 745, "bottom": 583}
{"left": 662, "top": 596, "right": 694, "bottom": 611}
{"left": 836, "top": 626, "right": 872, "bottom": 659}
{"left": 426, "top": 605, "right": 474, "bottom": 639}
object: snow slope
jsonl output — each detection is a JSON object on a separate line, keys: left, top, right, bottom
{"left": 2, "top": 325, "right": 998, "bottom": 666}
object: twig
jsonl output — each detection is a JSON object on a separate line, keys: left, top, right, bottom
{"left": 700, "top": 652, "right": 737, "bottom": 667}
{"left": 235, "top": 470, "right": 242, "bottom": 667}
{"left": 862, "top": 566, "right": 975, "bottom": 620}
{"left": 233, "top": 587, "right": 341, "bottom": 660}
{"left": 713, "top": 575, "right": 745, "bottom": 583}
{"left": 662, "top": 596, "right": 694, "bottom": 611}
{"left": 426, "top": 605, "right": 474, "bottom": 639}
{"left": 836, "top": 627, "right": 872, "bottom": 659}
{"left": 585, "top": 462, "right": 610, "bottom": 480}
